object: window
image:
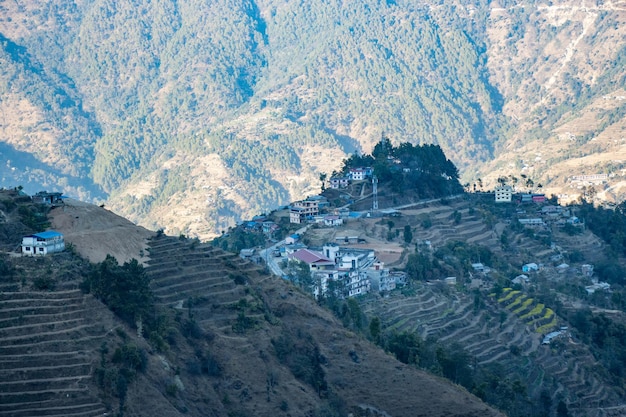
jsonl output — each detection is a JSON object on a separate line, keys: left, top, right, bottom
{"left": 25, "top": 246, "right": 30, "bottom": 251}
{"left": 38, "top": 247, "right": 44, "bottom": 252}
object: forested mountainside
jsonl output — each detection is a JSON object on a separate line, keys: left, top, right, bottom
{"left": 0, "top": 0, "right": 625, "bottom": 238}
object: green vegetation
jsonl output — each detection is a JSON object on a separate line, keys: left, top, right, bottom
{"left": 341, "top": 139, "right": 464, "bottom": 199}
{"left": 82, "top": 255, "right": 153, "bottom": 327}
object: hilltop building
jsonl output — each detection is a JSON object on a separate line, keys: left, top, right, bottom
{"left": 21, "top": 231, "right": 65, "bottom": 256}
{"left": 348, "top": 167, "right": 373, "bottom": 181}
{"left": 494, "top": 185, "right": 513, "bottom": 203}
{"left": 32, "top": 191, "right": 64, "bottom": 206}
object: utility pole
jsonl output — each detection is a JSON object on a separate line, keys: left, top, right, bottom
{"left": 372, "top": 175, "right": 378, "bottom": 212}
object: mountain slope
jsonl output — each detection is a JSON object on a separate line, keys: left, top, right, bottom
{"left": 0, "top": 0, "right": 625, "bottom": 237}
{"left": 0, "top": 191, "right": 504, "bottom": 417}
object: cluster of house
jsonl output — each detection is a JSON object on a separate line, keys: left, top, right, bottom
{"left": 514, "top": 204, "right": 580, "bottom": 228}
{"left": 494, "top": 185, "right": 548, "bottom": 204}
{"left": 329, "top": 167, "right": 373, "bottom": 189}
{"left": 285, "top": 242, "right": 405, "bottom": 298}
{"left": 242, "top": 215, "right": 280, "bottom": 235}
{"left": 513, "top": 262, "right": 611, "bottom": 294}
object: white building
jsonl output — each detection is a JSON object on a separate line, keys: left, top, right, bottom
{"left": 21, "top": 231, "right": 65, "bottom": 256}
{"left": 494, "top": 185, "right": 513, "bottom": 203}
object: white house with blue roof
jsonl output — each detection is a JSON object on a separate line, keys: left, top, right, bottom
{"left": 21, "top": 231, "right": 65, "bottom": 256}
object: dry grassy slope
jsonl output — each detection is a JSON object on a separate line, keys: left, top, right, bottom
{"left": 481, "top": 1, "right": 626, "bottom": 198}
{"left": 140, "top": 243, "right": 504, "bottom": 417}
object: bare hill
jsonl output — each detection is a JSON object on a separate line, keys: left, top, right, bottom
{"left": 50, "top": 199, "right": 153, "bottom": 265}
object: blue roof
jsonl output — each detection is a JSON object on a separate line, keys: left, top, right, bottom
{"left": 32, "top": 231, "right": 63, "bottom": 239}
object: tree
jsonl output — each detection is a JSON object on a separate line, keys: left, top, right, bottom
{"left": 369, "top": 317, "right": 381, "bottom": 344}
{"left": 84, "top": 255, "right": 153, "bottom": 326}
{"left": 319, "top": 172, "right": 327, "bottom": 192}
{"left": 403, "top": 225, "right": 413, "bottom": 244}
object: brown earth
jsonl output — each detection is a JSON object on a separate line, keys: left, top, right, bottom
{"left": 50, "top": 198, "right": 154, "bottom": 265}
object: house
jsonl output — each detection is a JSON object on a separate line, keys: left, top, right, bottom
{"left": 288, "top": 249, "right": 335, "bottom": 271}
{"left": 240, "top": 248, "right": 255, "bottom": 259}
{"left": 542, "top": 330, "right": 567, "bottom": 345}
{"left": 520, "top": 194, "right": 533, "bottom": 203}
{"left": 348, "top": 167, "right": 373, "bottom": 181}
{"left": 585, "top": 282, "right": 611, "bottom": 294}
{"left": 532, "top": 194, "right": 546, "bottom": 203}
{"left": 285, "top": 234, "right": 300, "bottom": 245}
{"left": 494, "top": 185, "right": 513, "bottom": 203}
{"left": 389, "top": 271, "right": 407, "bottom": 287}
{"left": 289, "top": 198, "right": 321, "bottom": 224}
{"left": 262, "top": 221, "right": 279, "bottom": 235}
{"left": 347, "top": 270, "right": 370, "bottom": 297}
{"left": 32, "top": 191, "right": 64, "bottom": 206}
{"left": 323, "top": 215, "right": 343, "bottom": 227}
{"left": 519, "top": 218, "right": 545, "bottom": 226}
{"left": 367, "top": 266, "right": 392, "bottom": 292}
{"left": 444, "top": 277, "right": 457, "bottom": 285}
{"left": 522, "top": 263, "right": 539, "bottom": 273}
{"left": 322, "top": 243, "right": 340, "bottom": 262}
{"left": 582, "top": 264, "right": 594, "bottom": 277}
{"left": 21, "top": 231, "right": 65, "bottom": 256}
{"left": 512, "top": 274, "right": 530, "bottom": 285}
{"left": 338, "top": 249, "right": 375, "bottom": 270}
{"left": 329, "top": 176, "right": 350, "bottom": 189}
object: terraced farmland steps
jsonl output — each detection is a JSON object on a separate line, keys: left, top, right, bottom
{"left": 0, "top": 289, "right": 107, "bottom": 417}
{"left": 145, "top": 235, "right": 267, "bottom": 331}
{"left": 361, "top": 285, "right": 624, "bottom": 415}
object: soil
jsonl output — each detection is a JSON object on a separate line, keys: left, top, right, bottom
{"left": 50, "top": 198, "right": 154, "bottom": 265}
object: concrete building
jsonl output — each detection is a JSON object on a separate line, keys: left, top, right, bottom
{"left": 494, "top": 185, "right": 513, "bottom": 203}
{"left": 21, "top": 231, "right": 65, "bottom": 256}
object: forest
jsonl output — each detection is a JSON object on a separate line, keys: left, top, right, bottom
{"left": 1, "top": 0, "right": 624, "bottom": 237}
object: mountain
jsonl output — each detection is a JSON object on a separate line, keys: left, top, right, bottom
{"left": 0, "top": 0, "right": 624, "bottom": 237}
{"left": 0, "top": 189, "right": 504, "bottom": 417}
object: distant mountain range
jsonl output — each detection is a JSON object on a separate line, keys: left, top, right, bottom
{"left": 1, "top": 0, "right": 625, "bottom": 238}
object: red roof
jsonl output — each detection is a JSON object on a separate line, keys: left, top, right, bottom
{"left": 289, "top": 249, "right": 334, "bottom": 266}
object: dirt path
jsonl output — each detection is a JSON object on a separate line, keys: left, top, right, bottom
{"left": 50, "top": 199, "right": 154, "bottom": 265}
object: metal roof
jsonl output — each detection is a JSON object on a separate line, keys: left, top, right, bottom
{"left": 31, "top": 231, "right": 63, "bottom": 239}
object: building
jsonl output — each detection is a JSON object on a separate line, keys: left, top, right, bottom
{"left": 532, "top": 194, "right": 546, "bottom": 203}
{"left": 288, "top": 249, "right": 335, "bottom": 271}
{"left": 348, "top": 167, "right": 373, "bottom": 181}
{"left": 21, "top": 231, "right": 65, "bottom": 256}
{"left": 323, "top": 215, "right": 343, "bottom": 227}
{"left": 522, "top": 263, "right": 539, "bottom": 273}
{"left": 289, "top": 198, "right": 321, "bottom": 224}
{"left": 329, "top": 176, "right": 350, "bottom": 189}
{"left": 518, "top": 218, "right": 545, "bottom": 226}
{"left": 32, "top": 191, "right": 64, "bottom": 206}
{"left": 494, "top": 185, "right": 513, "bottom": 203}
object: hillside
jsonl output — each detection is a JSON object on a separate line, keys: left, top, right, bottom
{"left": 284, "top": 194, "right": 626, "bottom": 417}
{"left": 0, "top": 0, "right": 625, "bottom": 237}
{"left": 0, "top": 190, "right": 504, "bottom": 417}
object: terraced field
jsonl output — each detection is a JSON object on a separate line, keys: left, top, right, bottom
{"left": 358, "top": 199, "right": 625, "bottom": 416}
{"left": 0, "top": 289, "right": 111, "bottom": 417}
{"left": 361, "top": 285, "right": 623, "bottom": 416}
{"left": 145, "top": 235, "right": 267, "bottom": 333}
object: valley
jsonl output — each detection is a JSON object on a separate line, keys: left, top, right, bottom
{"left": 0, "top": 0, "right": 624, "bottom": 238}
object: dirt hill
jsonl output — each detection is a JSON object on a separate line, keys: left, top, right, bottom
{"left": 0, "top": 193, "right": 504, "bottom": 417}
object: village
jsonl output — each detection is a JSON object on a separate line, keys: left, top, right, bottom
{"left": 228, "top": 166, "right": 614, "bottom": 317}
